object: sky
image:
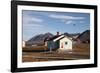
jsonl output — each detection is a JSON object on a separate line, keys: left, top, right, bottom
{"left": 22, "top": 10, "right": 90, "bottom": 41}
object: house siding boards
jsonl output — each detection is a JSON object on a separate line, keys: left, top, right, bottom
{"left": 59, "top": 37, "right": 72, "bottom": 51}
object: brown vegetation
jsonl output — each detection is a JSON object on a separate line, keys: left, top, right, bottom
{"left": 22, "top": 46, "right": 47, "bottom": 52}
{"left": 22, "top": 43, "right": 90, "bottom": 62}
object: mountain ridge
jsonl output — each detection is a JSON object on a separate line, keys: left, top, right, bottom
{"left": 26, "top": 30, "right": 90, "bottom": 45}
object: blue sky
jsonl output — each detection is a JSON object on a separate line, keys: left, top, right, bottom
{"left": 22, "top": 10, "right": 90, "bottom": 41}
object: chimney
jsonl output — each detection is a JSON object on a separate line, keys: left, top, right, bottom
{"left": 57, "top": 32, "right": 59, "bottom": 36}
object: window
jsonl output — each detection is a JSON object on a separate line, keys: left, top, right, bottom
{"left": 65, "top": 42, "right": 68, "bottom": 45}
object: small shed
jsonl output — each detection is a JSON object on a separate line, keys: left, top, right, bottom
{"left": 45, "top": 35, "right": 72, "bottom": 51}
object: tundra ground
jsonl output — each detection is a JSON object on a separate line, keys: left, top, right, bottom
{"left": 22, "top": 43, "right": 90, "bottom": 62}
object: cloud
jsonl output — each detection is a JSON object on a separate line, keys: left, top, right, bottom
{"left": 65, "top": 20, "right": 85, "bottom": 24}
{"left": 23, "top": 15, "right": 43, "bottom": 24}
{"left": 31, "top": 17, "right": 43, "bottom": 22}
{"left": 22, "top": 11, "right": 46, "bottom": 40}
{"left": 23, "top": 12, "right": 44, "bottom": 31}
{"left": 49, "top": 14, "right": 85, "bottom": 20}
{"left": 65, "top": 21, "right": 74, "bottom": 24}
{"left": 24, "top": 23, "right": 44, "bottom": 27}
{"left": 23, "top": 11, "right": 43, "bottom": 25}
{"left": 49, "top": 14, "right": 85, "bottom": 25}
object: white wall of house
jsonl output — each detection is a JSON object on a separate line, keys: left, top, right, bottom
{"left": 59, "top": 37, "right": 72, "bottom": 50}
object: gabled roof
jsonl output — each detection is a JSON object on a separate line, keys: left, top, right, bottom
{"left": 53, "top": 35, "right": 64, "bottom": 42}
{"left": 50, "top": 35, "right": 62, "bottom": 40}
{"left": 53, "top": 35, "right": 72, "bottom": 42}
{"left": 45, "top": 35, "right": 62, "bottom": 41}
{"left": 44, "top": 34, "right": 72, "bottom": 42}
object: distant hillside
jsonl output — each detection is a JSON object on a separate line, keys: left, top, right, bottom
{"left": 63, "top": 32, "right": 71, "bottom": 37}
{"left": 77, "top": 30, "right": 90, "bottom": 43}
{"left": 26, "top": 33, "right": 54, "bottom": 45}
{"left": 64, "top": 32, "right": 80, "bottom": 38}
{"left": 26, "top": 30, "right": 90, "bottom": 46}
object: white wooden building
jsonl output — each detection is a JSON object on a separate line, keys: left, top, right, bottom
{"left": 54, "top": 35, "right": 72, "bottom": 51}
{"left": 45, "top": 35, "right": 73, "bottom": 51}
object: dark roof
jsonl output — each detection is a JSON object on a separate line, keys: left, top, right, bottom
{"left": 48, "top": 35, "right": 61, "bottom": 41}
{"left": 44, "top": 35, "right": 62, "bottom": 42}
{"left": 44, "top": 34, "right": 73, "bottom": 42}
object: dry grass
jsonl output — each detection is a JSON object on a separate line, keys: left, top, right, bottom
{"left": 22, "top": 46, "right": 47, "bottom": 52}
{"left": 72, "top": 43, "right": 90, "bottom": 55}
{"left": 22, "top": 43, "right": 90, "bottom": 62}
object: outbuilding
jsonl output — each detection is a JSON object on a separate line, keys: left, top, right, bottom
{"left": 45, "top": 34, "right": 72, "bottom": 51}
